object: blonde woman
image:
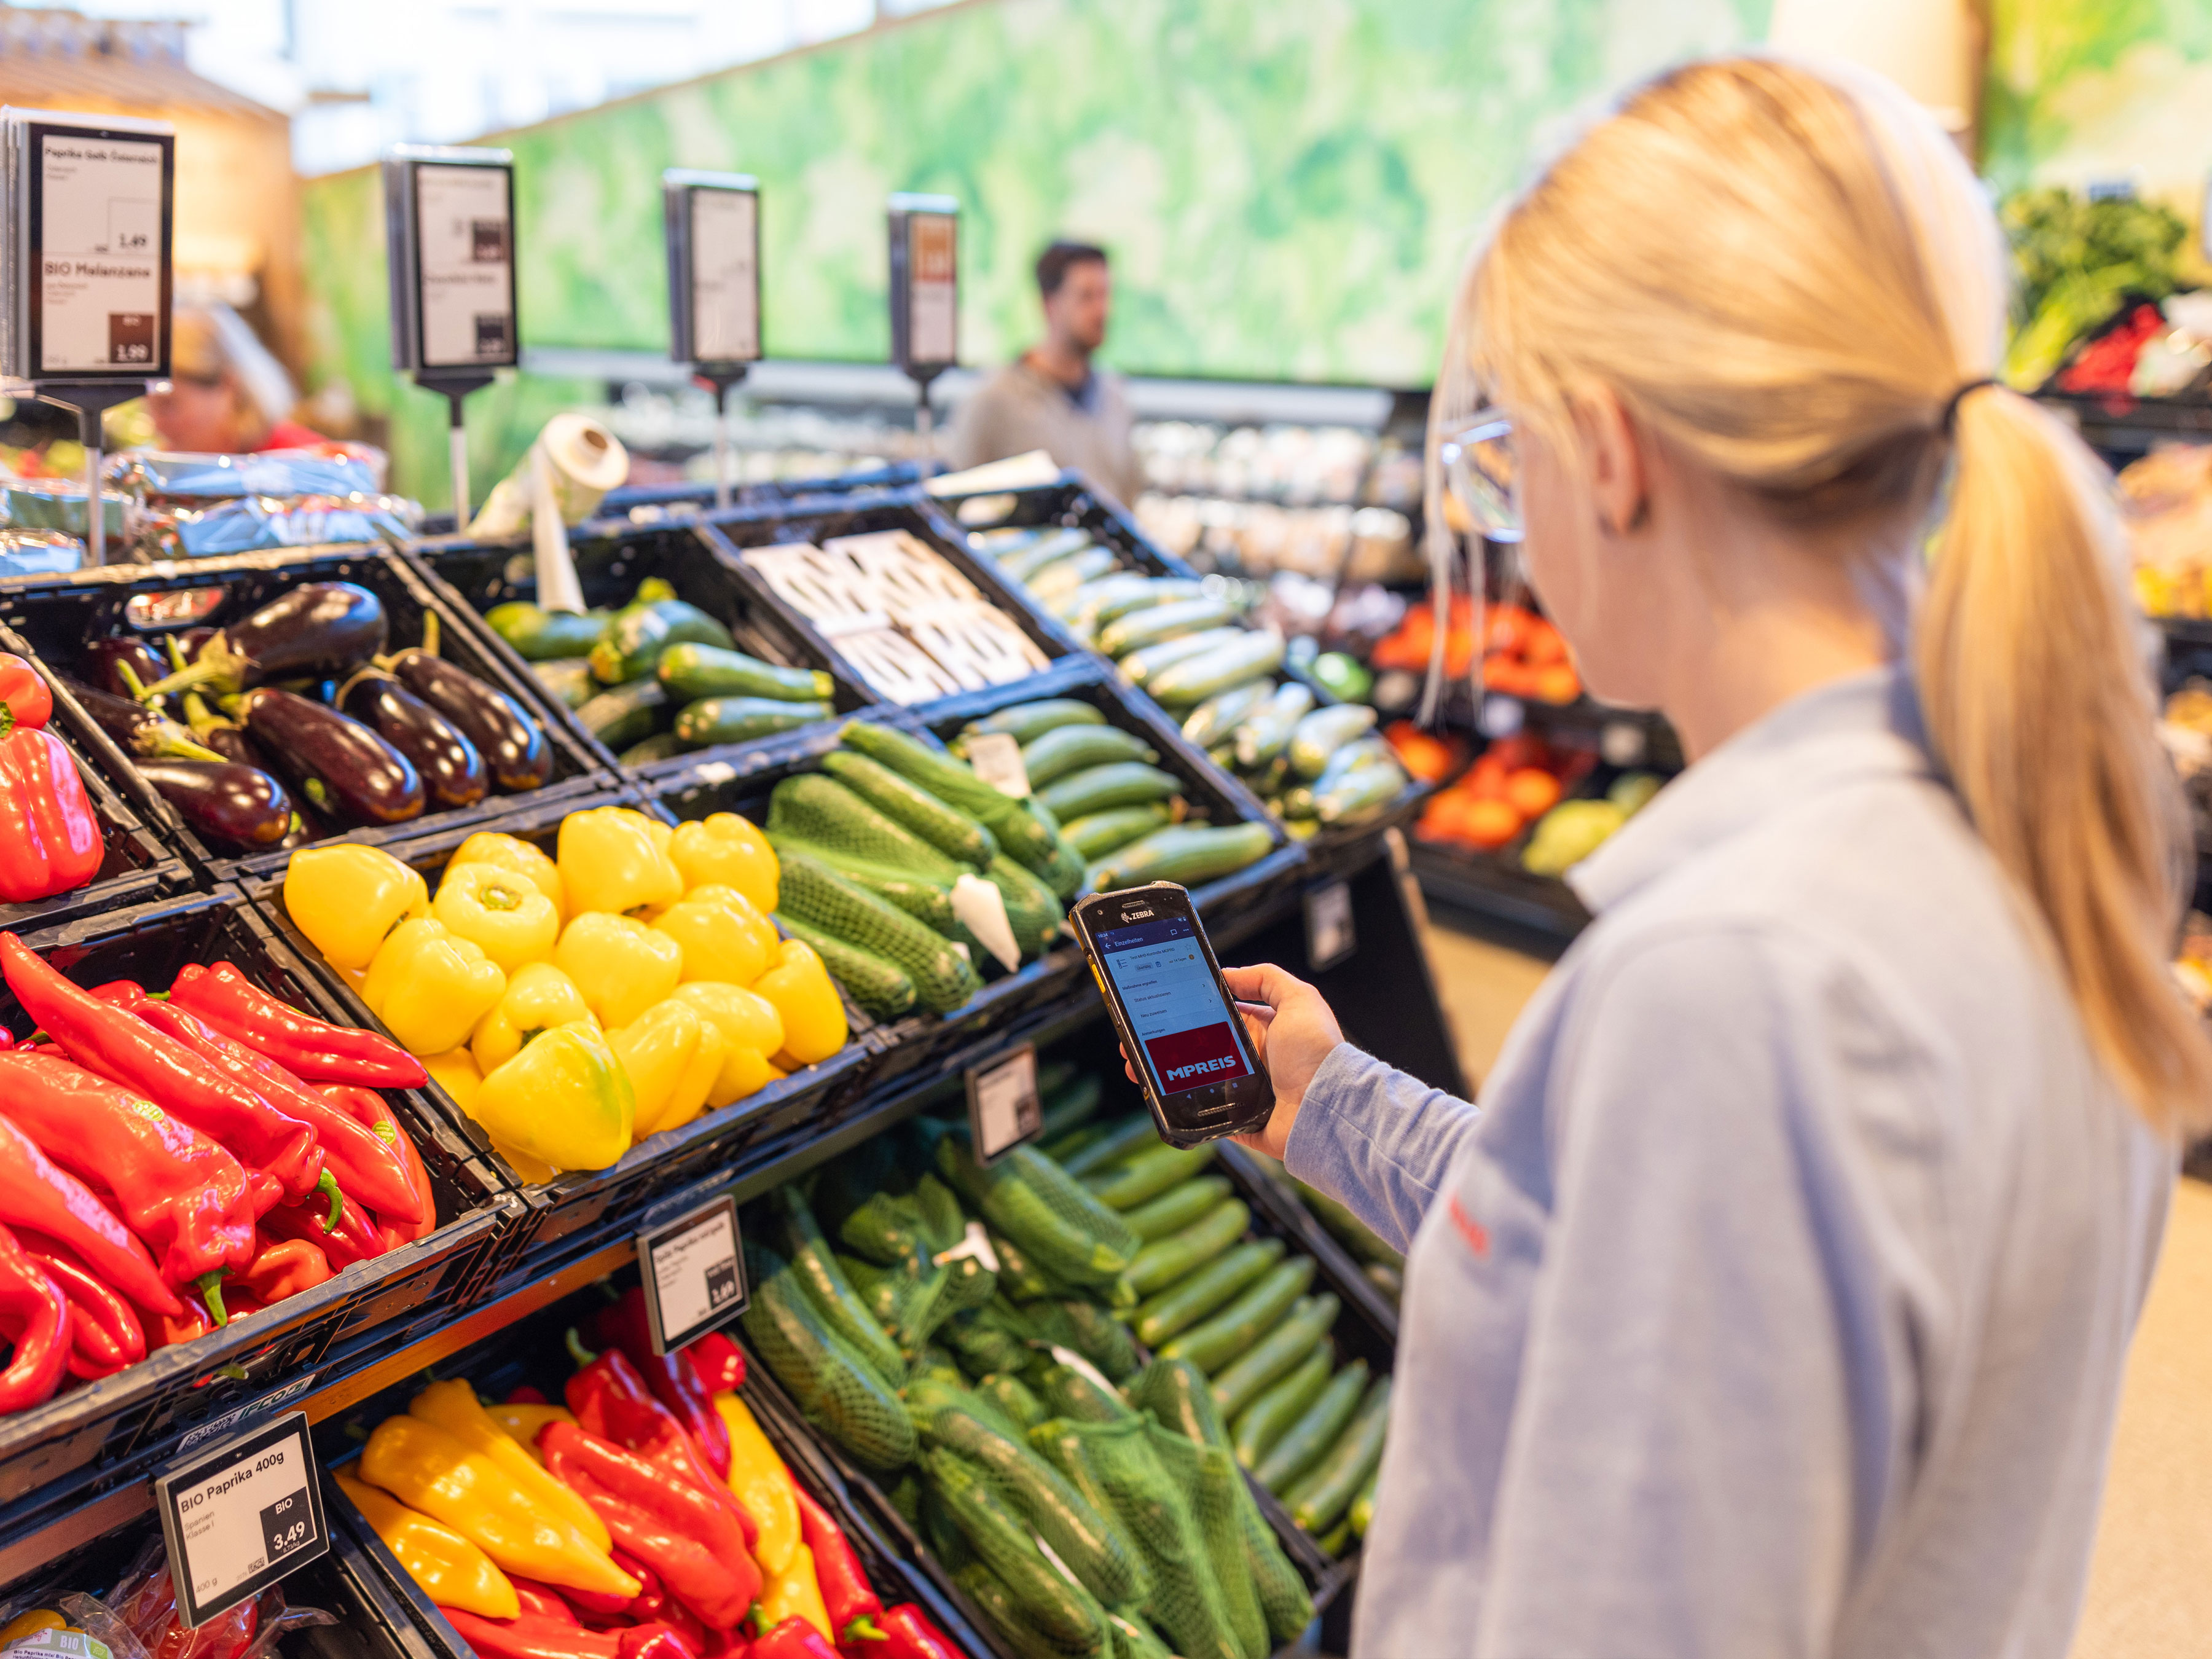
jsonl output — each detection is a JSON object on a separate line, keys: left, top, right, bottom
{"left": 1219, "top": 57, "right": 2212, "bottom": 1655}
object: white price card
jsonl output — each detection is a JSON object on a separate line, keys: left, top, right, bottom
{"left": 906, "top": 213, "right": 957, "bottom": 366}
{"left": 967, "top": 1041, "right": 1042, "bottom": 1165}
{"left": 638, "top": 1196, "right": 746, "bottom": 1355}
{"left": 22, "top": 118, "right": 172, "bottom": 377}
{"left": 1304, "top": 879, "right": 1355, "bottom": 972}
{"left": 153, "top": 1411, "right": 327, "bottom": 1628}
{"left": 689, "top": 186, "right": 760, "bottom": 366}
{"left": 963, "top": 731, "right": 1031, "bottom": 799}
{"left": 415, "top": 162, "right": 514, "bottom": 370}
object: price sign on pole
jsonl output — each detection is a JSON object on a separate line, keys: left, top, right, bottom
{"left": 153, "top": 1412, "right": 327, "bottom": 1629}
{"left": 1304, "top": 879, "right": 1355, "bottom": 972}
{"left": 967, "top": 1041, "right": 1042, "bottom": 1166}
{"left": 888, "top": 192, "right": 957, "bottom": 439}
{"left": 638, "top": 1196, "right": 746, "bottom": 1355}
{"left": 664, "top": 170, "right": 761, "bottom": 511}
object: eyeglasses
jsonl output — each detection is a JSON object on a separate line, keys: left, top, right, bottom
{"left": 1437, "top": 408, "right": 1521, "bottom": 544}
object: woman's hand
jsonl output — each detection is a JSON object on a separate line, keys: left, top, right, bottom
{"left": 1121, "top": 961, "right": 1344, "bottom": 1161}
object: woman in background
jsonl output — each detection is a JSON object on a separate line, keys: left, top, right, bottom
{"left": 147, "top": 305, "right": 326, "bottom": 453}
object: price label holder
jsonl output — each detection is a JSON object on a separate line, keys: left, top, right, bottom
{"left": 383, "top": 144, "right": 517, "bottom": 528}
{"left": 2, "top": 106, "right": 175, "bottom": 567}
{"left": 887, "top": 192, "right": 958, "bottom": 439}
{"left": 963, "top": 731, "right": 1031, "bottom": 798}
{"left": 1304, "top": 879, "right": 1355, "bottom": 972}
{"left": 664, "top": 169, "right": 761, "bottom": 512}
{"left": 152, "top": 1411, "right": 327, "bottom": 1629}
{"left": 638, "top": 1195, "right": 746, "bottom": 1355}
{"left": 967, "top": 1041, "right": 1042, "bottom": 1166}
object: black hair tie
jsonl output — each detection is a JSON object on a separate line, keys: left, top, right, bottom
{"left": 1940, "top": 377, "right": 1999, "bottom": 434}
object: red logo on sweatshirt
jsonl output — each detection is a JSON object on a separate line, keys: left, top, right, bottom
{"left": 1144, "top": 1022, "right": 1250, "bottom": 1094}
{"left": 1448, "top": 1195, "right": 1489, "bottom": 1257}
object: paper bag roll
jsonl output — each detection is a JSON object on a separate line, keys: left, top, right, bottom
{"left": 467, "top": 413, "right": 629, "bottom": 538}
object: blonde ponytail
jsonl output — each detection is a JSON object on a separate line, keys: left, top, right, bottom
{"left": 1460, "top": 56, "right": 2212, "bottom": 1132}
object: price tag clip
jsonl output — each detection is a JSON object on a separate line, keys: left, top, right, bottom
{"left": 638, "top": 1195, "right": 747, "bottom": 1356}
{"left": 967, "top": 1041, "right": 1043, "bottom": 1166}
{"left": 1304, "top": 879, "right": 1355, "bottom": 972}
{"left": 153, "top": 1411, "right": 327, "bottom": 1629}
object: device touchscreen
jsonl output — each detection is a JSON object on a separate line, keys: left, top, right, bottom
{"left": 1091, "top": 912, "right": 1254, "bottom": 1096}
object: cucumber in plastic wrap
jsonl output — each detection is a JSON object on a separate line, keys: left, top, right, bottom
{"left": 776, "top": 849, "right": 982, "bottom": 1014}
{"left": 740, "top": 1241, "right": 917, "bottom": 1472}
{"left": 938, "top": 1129, "right": 1140, "bottom": 1288}
{"left": 767, "top": 772, "right": 967, "bottom": 878}
{"left": 820, "top": 748, "right": 997, "bottom": 868}
{"left": 773, "top": 913, "right": 915, "bottom": 1018}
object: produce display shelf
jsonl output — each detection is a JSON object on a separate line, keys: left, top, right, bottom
{"left": 0, "top": 547, "right": 616, "bottom": 888}
{"left": 1408, "top": 836, "right": 1592, "bottom": 938}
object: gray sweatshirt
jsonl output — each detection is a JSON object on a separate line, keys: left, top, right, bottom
{"left": 1286, "top": 667, "right": 2173, "bottom": 1657}
{"left": 947, "top": 359, "right": 1142, "bottom": 504}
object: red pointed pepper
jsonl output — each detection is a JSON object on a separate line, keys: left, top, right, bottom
{"left": 0, "top": 654, "right": 102, "bottom": 904}
{"left": 0, "top": 936, "right": 326, "bottom": 1212}
{"left": 540, "top": 1422, "right": 759, "bottom": 1609}
{"left": 868, "top": 1606, "right": 960, "bottom": 1659}
{"left": 437, "top": 1608, "right": 618, "bottom": 1659}
{"left": 239, "top": 1234, "right": 330, "bottom": 1304}
{"left": 0, "top": 1110, "right": 178, "bottom": 1315}
{"left": 0, "top": 1221, "right": 68, "bottom": 1410}
{"left": 748, "top": 1620, "right": 836, "bottom": 1659}
{"left": 788, "top": 1482, "right": 882, "bottom": 1646}
{"left": 325, "top": 1083, "right": 437, "bottom": 1244}
{"left": 17, "top": 1227, "right": 146, "bottom": 1379}
{"left": 565, "top": 1350, "right": 756, "bottom": 1548}
{"left": 595, "top": 1287, "right": 732, "bottom": 1479}
{"left": 0, "top": 1051, "right": 256, "bottom": 1292}
{"left": 168, "top": 962, "right": 427, "bottom": 1089}
{"left": 617, "top": 1626, "right": 699, "bottom": 1659}
{"left": 684, "top": 1330, "right": 745, "bottom": 1395}
{"left": 259, "top": 1191, "right": 385, "bottom": 1269}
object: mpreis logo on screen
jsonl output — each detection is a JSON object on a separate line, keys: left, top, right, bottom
{"left": 1145, "top": 1021, "right": 1249, "bottom": 1094}
{"left": 1095, "top": 914, "right": 1253, "bottom": 1096}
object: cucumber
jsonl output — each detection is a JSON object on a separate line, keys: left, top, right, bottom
{"left": 1085, "top": 1140, "right": 1215, "bottom": 1209}
{"left": 1096, "top": 597, "right": 1239, "bottom": 661}
{"left": 1121, "top": 1177, "right": 1233, "bottom": 1241}
{"left": 589, "top": 598, "right": 734, "bottom": 683}
{"left": 822, "top": 749, "right": 998, "bottom": 868}
{"left": 575, "top": 678, "right": 665, "bottom": 748}
{"left": 674, "top": 696, "right": 833, "bottom": 747}
{"left": 741, "top": 1242, "right": 917, "bottom": 1471}
{"left": 1037, "top": 1073, "right": 1104, "bottom": 1143}
{"left": 998, "top": 527, "right": 1097, "bottom": 584}
{"left": 1060, "top": 803, "right": 1173, "bottom": 860}
{"left": 485, "top": 601, "right": 609, "bottom": 661}
{"left": 1349, "top": 1467, "right": 1379, "bottom": 1538}
{"left": 984, "top": 854, "right": 1062, "bottom": 957}
{"left": 1284, "top": 1376, "right": 1391, "bottom": 1534}
{"left": 1086, "top": 823, "right": 1274, "bottom": 892}
{"left": 925, "top": 1406, "right": 1145, "bottom": 1607}
{"left": 987, "top": 1228, "right": 1069, "bottom": 1303}
{"left": 928, "top": 1453, "right": 1106, "bottom": 1647}
{"left": 956, "top": 699, "right": 1107, "bottom": 750}
{"left": 1316, "top": 761, "right": 1407, "bottom": 826}
{"left": 1288, "top": 704, "right": 1380, "bottom": 779}
{"left": 1019, "top": 724, "right": 1158, "bottom": 788}
{"left": 616, "top": 731, "right": 684, "bottom": 766}
{"left": 1316, "top": 734, "right": 1394, "bottom": 784}
{"left": 1254, "top": 1360, "right": 1367, "bottom": 1491}
{"left": 530, "top": 656, "right": 597, "bottom": 708}
{"left": 936, "top": 1134, "right": 1139, "bottom": 1288}
{"left": 1132, "top": 1239, "right": 1282, "bottom": 1348}
{"left": 841, "top": 721, "right": 1059, "bottom": 868}
{"left": 1059, "top": 1115, "right": 1157, "bottom": 1179}
{"left": 767, "top": 774, "right": 967, "bottom": 877}
{"left": 1027, "top": 545, "right": 1118, "bottom": 602}
{"left": 777, "top": 851, "right": 983, "bottom": 1014}
{"left": 1051, "top": 571, "right": 1157, "bottom": 626}
{"left": 656, "top": 641, "right": 834, "bottom": 704}
{"left": 1232, "top": 684, "right": 1317, "bottom": 769}
{"left": 771, "top": 1186, "right": 908, "bottom": 1388}
{"left": 1126, "top": 1199, "right": 1249, "bottom": 1296}
{"left": 1231, "top": 1343, "right": 1333, "bottom": 1469}
{"left": 1148, "top": 630, "right": 1288, "bottom": 708}
{"left": 1158, "top": 1255, "right": 1316, "bottom": 1374}
{"left": 1035, "top": 1363, "right": 1134, "bottom": 1426}
{"left": 1117, "top": 627, "right": 1244, "bottom": 691}
{"left": 1037, "top": 763, "right": 1182, "bottom": 822}
{"left": 1092, "top": 577, "right": 1206, "bottom": 627}
{"left": 775, "top": 914, "right": 916, "bottom": 1018}
{"left": 1209, "top": 1292, "right": 1341, "bottom": 1421}
{"left": 766, "top": 834, "right": 960, "bottom": 935}
{"left": 1180, "top": 680, "right": 1274, "bottom": 751}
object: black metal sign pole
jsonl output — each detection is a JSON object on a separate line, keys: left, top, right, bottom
{"left": 698, "top": 366, "right": 748, "bottom": 511}
{"left": 35, "top": 382, "right": 140, "bottom": 565}
{"left": 664, "top": 170, "right": 762, "bottom": 516}
{"left": 424, "top": 372, "right": 493, "bottom": 528}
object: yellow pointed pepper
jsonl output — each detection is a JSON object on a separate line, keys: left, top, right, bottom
{"left": 557, "top": 807, "right": 682, "bottom": 917}
{"left": 362, "top": 919, "right": 508, "bottom": 1056}
{"left": 433, "top": 861, "right": 560, "bottom": 975}
{"left": 611, "top": 999, "right": 725, "bottom": 1139}
{"left": 337, "top": 1469, "right": 519, "bottom": 1620}
{"left": 758, "top": 1541, "right": 833, "bottom": 1641}
{"left": 423, "top": 1048, "right": 482, "bottom": 1116}
{"left": 488, "top": 1402, "right": 576, "bottom": 1467}
{"left": 670, "top": 813, "right": 779, "bottom": 912}
{"left": 357, "top": 1416, "right": 640, "bottom": 1599}
{"left": 472, "top": 962, "right": 597, "bottom": 1074}
{"left": 651, "top": 885, "right": 775, "bottom": 987}
{"left": 472, "top": 1021, "right": 635, "bottom": 1171}
{"left": 751, "top": 939, "right": 848, "bottom": 1065}
{"left": 407, "top": 1381, "right": 610, "bottom": 1553}
{"left": 285, "top": 844, "right": 428, "bottom": 971}
{"left": 556, "top": 912, "right": 682, "bottom": 1028}
{"left": 671, "top": 981, "right": 782, "bottom": 1106}
{"left": 715, "top": 1392, "right": 799, "bottom": 1576}
{"left": 448, "top": 831, "right": 567, "bottom": 925}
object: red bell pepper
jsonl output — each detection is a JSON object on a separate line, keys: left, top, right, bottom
{"left": 0, "top": 1220, "right": 68, "bottom": 1410}
{"left": 541, "top": 1422, "right": 759, "bottom": 1607}
{"left": 685, "top": 1330, "right": 745, "bottom": 1395}
{"left": 238, "top": 1233, "right": 330, "bottom": 1304}
{"left": 131, "top": 1000, "right": 422, "bottom": 1226}
{"left": 439, "top": 1608, "right": 618, "bottom": 1659}
{"left": 748, "top": 1621, "right": 837, "bottom": 1659}
{"left": 168, "top": 962, "right": 426, "bottom": 1089}
{"left": 0, "top": 936, "right": 327, "bottom": 1221}
{"left": 18, "top": 1226, "right": 146, "bottom": 1379}
{"left": 867, "top": 1606, "right": 961, "bottom": 1659}
{"left": 325, "top": 1083, "right": 437, "bottom": 1244}
{"left": 508, "top": 1384, "right": 551, "bottom": 1405}
{"left": 259, "top": 1190, "right": 385, "bottom": 1268}
{"left": 596, "top": 1286, "right": 732, "bottom": 1479}
{"left": 0, "top": 1050, "right": 256, "bottom": 1293}
{"left": 565, "top": 1350, "right": 756, "bottom": 1548}
{"left": 789, "top": 1481, "right": 882, "bottom": 1645}
{"left": 0, "top": 654, "right": 102, "bottom": 904}
{"left": 0, "top": 1108, "right": 178, "bottom": 1316}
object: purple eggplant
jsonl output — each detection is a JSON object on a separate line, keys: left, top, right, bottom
{"left": 233, "top": 687, "right": 423, "bottom": 827}
{"left": 144, "top": 583, "right": 387, "bottom": 699}
{"left": 84, "top": 638, "right": 169, "bottom": 701}
{"left": 135, "top": 759, "right": 292, "bottom": 850}
{"left": 61, "top": 678, "right": 224, "bottom": 761}
{"left": 337, "top": 669, "right": 487, "bottom": 809}
{"left": 386, "top": 649, "right": 551, "bottom": 793}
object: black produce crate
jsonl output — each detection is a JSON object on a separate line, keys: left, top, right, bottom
{"left": 0, "top": 621, "right": 192, "bottom": 929}
{"left": 0, "top": 547, "right": 613, "bottom": 888}
{"left": 586, "top": 459, "right": 935, "bottom": 524}
{"left": 246, "top": 785, "right": 878, "bottom": 1277}
{"left": 0, "top": 886, "right": 511, "bottom": 1531}
{"left": 404, "top": 524, "right": 884, "bottom": 785}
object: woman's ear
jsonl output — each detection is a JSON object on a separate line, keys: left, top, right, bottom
{"left": 1572, "top": 384, "right": 1650, "bottom": 538}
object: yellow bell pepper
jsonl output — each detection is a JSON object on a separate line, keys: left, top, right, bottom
{"left": 495, "top": 1140, "right": 561, "bottom": 1185}
{"left": 0, "top": 1611, "right": 65, "bottom": 1645}
{"left": 751, "top": 939, "right": 848, "bottom": 1065}
{"left": 408, "top": 1381, "right": 610, "bottom": 1553}
{"left": 448, "top": 831, "right": 567, "bottom": 925}
{"left": 472, "top": 1021, "right": 635, "bottom": 1171}
{"left": 423, "top": 1048, "right": 482, "bottom": 1116}
{"left": 615, "top": 807, "right": 675, "bottom": 857}
{"left": 488, "top": 1402, "right": 576, "bottom": 1467}
{"left": 651, "top": 885, "right": 775, "bottom": 987}
{"left": 285, "top": 844, "right": 428, "bottom": 972}
{"left": 433, "top": 861, "right": 560, "bottom": 975}
{"left": 337, "top": 1469, "right": 519, "bottom": 1620}
{"left": 671, "top": 813, "right": 779, "bottom": 912}
{"left": 362, "top": 919, "right": 507, "bottom": 1056}
{"left": 358, "top": 1416, "right": 639, "bottom": 1599}
{"left": 611, "top": 999, "right": 725, "bottom": 1139}
{"left": 758, "top": 1541, "right": 833, "bottom": 1641}
{"left": 555, "top": 912, "right": 682, "bottom": 1029}
{"left": 715, "top": 1392, "right": 799, "bottom": 1575}
{"left": 472, "top": 962, "right": 597, "bottom": 1075}
{"left": 671, "top": 981, "right": 782, "bottom": 1106}
{"left": 557, "top": 807, "right": 682, "bottom": 917}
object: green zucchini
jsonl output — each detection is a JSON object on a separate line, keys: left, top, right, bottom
{"left": 1148, "top": 630, "right": 1288, "bottom": 708}
{"left": 1027, "top": 545, "right": 1118, "bottom": 602}
{"left": 956, "top": 699, "right": 1107, "bottom": 750}
{"left": 925, "top": 1406, "right": 1145, "bottom": 1608}
{"left": 1158, "top": 1255, "right": 1316, "bottom": 1375}
{"left": 998, "top": 527, "right": 1097, "bottom": 584}
{"left": 1126, "top": 1199, "right": 1249, "bottom": 1296}
{"left": 1038, "top": 1073, "right": 1104, "bottom": 1144}
{"left": 1096, "top": 597, "right": 1238, "bottom": 660}
{"left": 1084, "top": 1140, "right": 1215, "bottom": 1210}
{"left": 1180, "top": 680, "right": 1274, "bottom": 751}
{"left": 927, "top": 1452, "right": 1106, "bottom": 1647}
{"left": 778, "top": 851, "right": 982, "bottom": 1014}
{"left": 1060, "top": 803, "right": 1174, "bottom": 860}
{"left": 1317, "top": 759, "right": 1407, "bottom": 826}
{"left": 1231, "top": 1343, "right": 1333, "bottom": 1469}
{"left": 1116, "top": 627, "right": 1245, "bottom": 690}
{"left": 616, "top": 731, "right": 684, "bottom": 766}
{"left": 589, "top": 598, "right": 733, "bottom": 684}
{"left": 841, "top": 721, "right": 1060, "bottom": 869}
{"left": 1209, "top": 1292, "right": 1341, "bottom": 1420}
{"left": 1059, "top": 1116, "right": 1158, "bottom": 1179}
{"left": 1019, "top": 724, "right": 1158, "bottom": 788}
{"left": 770, "top": 1186, "right": 908, "bottom": 1388}
{"left": 1086, "top": 823, "right": 1274, "bottom": 892}
{"left": 1284, "top": 1375, "right": 1392, "bottom": 1535}
{"left": 575, "top": 678, "right": 665, "bottom": 749}
{"left": 656, "top": 641, "right": 833, "bottom": 704}
{"left": 767, "top": 773, "right": 966, "bottom": 878}
{"left": 1051, "top": 571, "right": 1156, "bottom": 626}
{"left": 1232, "top": 684, "right": 1317, "bottom": 769}
{"left": 1092, "top": 576, "right": 1206, "bottom": 627}
{"left": 1254, "top": 1360, "right": 1366, "bottom": 1491}
{"left": 1349, "top": 1467, "right": 1379, "bottom": 1538}
{"left": 1132, "top": 1238, "right": 1282, "bottom": 1348}
{"left": 766, "top": 834, "right": 960, "bottom": 935}
{"left": 822, "top": 749, "right": 998, "bottom": 868}
{"left": 529, "top": 656, "right": 597, "bottom": 708}
{"left": 1315, "top": 734, "right": 1394, "bottom": 783}
{"left": 1288, "top": 704, "right": 1380, "bottom": 779}
{"left": 774, "top": 913, "right": 916, "bottom": 1018}
{"left": 1122, "top": 1177, "right": 1233, "bottom": 1241}
{"left": 1037, "top": 763, "right": 1182, "bottom": 822}
{"left": 1317, "top": 1516, "right": 1354, "bottom": 1557}
{"left": 673, "top": 695, "right": 833, "bottom": 748}
{"left": 484, "top": 601, "right": 609, "bottom": 661}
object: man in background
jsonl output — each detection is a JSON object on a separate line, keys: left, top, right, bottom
{"left": 949, "top": 241, "right": 1142, "bottom": 501}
